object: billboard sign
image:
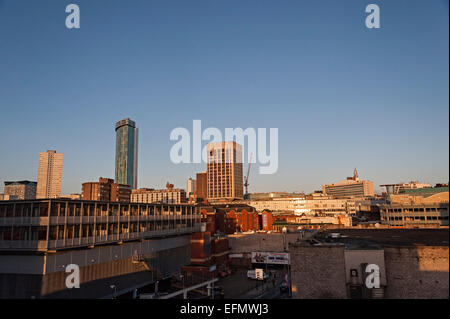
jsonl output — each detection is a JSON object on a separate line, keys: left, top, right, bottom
{"left": 251, "top": 252, "right": 290, "bottom": 265}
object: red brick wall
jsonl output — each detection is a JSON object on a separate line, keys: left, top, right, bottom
{"left": 190, "top": 232, "right": 212, "bottom": 264}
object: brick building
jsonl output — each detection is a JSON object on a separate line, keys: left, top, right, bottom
{"left": 183, "top": 231, "right": 230, "bottom": 278}
{"left": 199, "top": 203, "right": 273, "bottom": 234}
{"left": 82, "top": 177, "right": 131, "bottom": 202}
{"left": 196, "top": 172, "right": 207, "bottom": 202}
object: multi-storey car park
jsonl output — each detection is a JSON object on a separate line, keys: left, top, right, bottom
{"left": 0, "top": 199, "right": 202, "bottom": 299}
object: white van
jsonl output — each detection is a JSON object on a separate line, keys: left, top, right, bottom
{"left": 247, "top": 269, "right": 268, "bottom": 280}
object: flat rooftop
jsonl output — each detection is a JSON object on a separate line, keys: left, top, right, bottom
{"left": 319, "top": 228, "right": 449, "bottom": 247}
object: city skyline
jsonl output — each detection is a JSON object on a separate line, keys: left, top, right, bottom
{"left": 0, "top": 130, "right": 446, "bottom": 196}
{"left": 0, "top": 0, "right": 448, "bottom": 195}
{"left": 0, "top": 1, "right": 448, "bottom": 302}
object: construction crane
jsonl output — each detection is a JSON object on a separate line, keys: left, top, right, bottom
{"left": 244, "top": 153, "right": 253, "bottom": 199}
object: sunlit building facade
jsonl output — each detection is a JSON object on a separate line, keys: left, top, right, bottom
{"left": 36, "top": 150, "right": 63, "bottom": 199}
{"left": 206, "top": 142, "right": 243, "bottom": 201}
{"left": 322, "top": 169, "right": 374, "bottom": 199}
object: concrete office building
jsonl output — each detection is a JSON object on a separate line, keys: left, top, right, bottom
{"left": 250, "top": 196, "right": 307, "bottom": 214}
{"left": 206, "top": 142, "right": 243, "bottom": 201}
{"left": 250, "top": 193, "right": 356, "bottom": 216}
{"left": 115, "top": 118, "right": 138, "bottom": 189}
{"left": 304, "top": 197, "right": 356, "bottom": 216}
{"left": 380, "top": 187, "right": 449, "bottom": 228}
{"left": 82, "top": 177, "right": 131, "bottom": 202}
{"left": 4, "top": 181, "right": 37, "bottom": 200}
{"left": 131, "top": 183, "right": 186, "bottom": 204}
{"left": 0, "top": 198, "right": 201, "bottom": 298}
{"left": 36, "top": 150, "right": 63, "bottom": 199}
{"left": 322, "top": 169, "right": 374, "bottom": 199}
{"left": 381, "top": 181, "right": 432, "bottom": 195}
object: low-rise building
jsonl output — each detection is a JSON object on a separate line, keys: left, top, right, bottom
{"left": 273, "top": 213, "right": 352, "bottom": 230}
{"left": 380, "top": 187, "right": 449, "bottom": 228}
{"left": 290, "top": 229, "right": 449, "bottom": 299}
{"left": 380, "top": 181, "right": 432, "bottom": 195}
{"left": 82, "top": 177, "right": 131, "bottom": 202}
{"left": 249, "top": 196, "right": 306, "bottom": 214}
{"left": 304, "top": 195, "right": 356, "bottom": 216}
{"left": 3, "top": 180, "right": 37, "bottom": 200}
{"left": 250, "top": 193, "right": 356, "bottom": 217}
{"left": 131, "top": 183, "right": 186, "bottom": 204}
{"left": 322, "top": 169, "right": 374, "bottom": 198}
{"left": 199, "top": 203, "right": 272, "bottom": 234}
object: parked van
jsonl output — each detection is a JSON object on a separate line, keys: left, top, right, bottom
{"left": 247, "top": 269, "right": 268, "bottom": 280}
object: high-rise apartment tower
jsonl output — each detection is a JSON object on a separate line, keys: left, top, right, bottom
{"left": 36, "top": 150, "right": 63, "bottom": 199}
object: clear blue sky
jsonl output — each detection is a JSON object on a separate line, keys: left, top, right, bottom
{"left": 0, "top": 0, "right": 448, "bottom": 195}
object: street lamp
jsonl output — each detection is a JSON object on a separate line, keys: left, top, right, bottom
{"left": 282, "top": 227, "right": 287, "bottom": 252}
{"left": 180, "top": 274, "right": 185, "bottom": 299}
{"left": 281, "top": 226, "right": 292, "bottom": 297}
{"left": 110, "top": 285, "right": 117, "bottom": 299}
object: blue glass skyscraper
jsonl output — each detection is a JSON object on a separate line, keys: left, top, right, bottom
{"left": 115, "top": 118, "right": 138, "bottom": 189}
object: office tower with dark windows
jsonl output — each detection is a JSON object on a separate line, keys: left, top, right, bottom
{"left": 115, "top": 118, "right": 138, "bottom": 189}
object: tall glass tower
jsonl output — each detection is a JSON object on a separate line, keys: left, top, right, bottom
{"left": 115, "top": 118, "right": 138, "bottom": 189}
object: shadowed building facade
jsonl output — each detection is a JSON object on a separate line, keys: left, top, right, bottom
{"left": 196, "top": 172, "right": 207, "bottom": 201}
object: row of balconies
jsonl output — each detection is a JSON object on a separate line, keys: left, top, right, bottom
{"left": 0, "top": 225, "right": 202, "bottom": 251}
{"left": 381, "top": 211, "right": 448, "bottom": 217}
{"left": 0, "top": 214, "right": 202, "bottom": 227}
